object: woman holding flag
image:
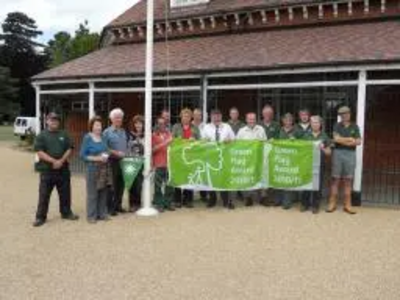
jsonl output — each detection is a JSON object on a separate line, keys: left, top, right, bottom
{"left": 171, "top": 108, "right": 201, "bottom": 208}
{"left": 301, "top": 115, "right": 331, "bottom": 214}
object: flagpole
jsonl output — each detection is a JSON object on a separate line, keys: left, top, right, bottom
{"left": 137, "top": 0, "right": 158, "bottom": 217}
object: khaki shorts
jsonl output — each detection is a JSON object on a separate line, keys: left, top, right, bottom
{"left": 332, "top": 149, "right": 356, "bottom": 179}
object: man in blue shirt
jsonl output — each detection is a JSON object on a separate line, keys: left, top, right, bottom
{"left": 103, "top": 108, "right": 127, "bottom": 215}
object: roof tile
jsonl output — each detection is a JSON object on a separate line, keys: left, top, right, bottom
{"left": 34, "top": 21, "right": 400, "bottom": 80}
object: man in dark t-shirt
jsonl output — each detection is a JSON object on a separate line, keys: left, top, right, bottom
{"left": 33, "top": 113, "right": 79, "bottom": 227}
{"left": 327, "top": 106, "right": 362, "bottom": 215}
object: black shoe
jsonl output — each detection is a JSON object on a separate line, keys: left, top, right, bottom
{"left": 62, "top": 214, "right": 79, "bottom": 221}
{"left": 116, "top": 208, "right": 127, "bottom": 213}
{"left": 245, "top": 198, "right": 254, "bottom": 207}
{"left": 33, "top": 219, "right": 46, "bottom": 227}
{"left": 166, "top": 206, "right": 176, "bottom": 211}
{"left": 227, "top": 203, "right": 235, "bottom": 210}
{"left": 184, "top": 202, "right": 194, "bottom": 209}
{"left": 300, "top": 205, "right": 309, "bottom": 212}
{"left": 207, "top": 202, "right": 216, "bottom": 208}
{"left": 110, "top": 211, "right": 118, "bottom": 216}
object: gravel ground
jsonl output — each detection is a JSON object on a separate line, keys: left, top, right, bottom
{"left": 0, "top": 142, "right": 399, "bottom": 300}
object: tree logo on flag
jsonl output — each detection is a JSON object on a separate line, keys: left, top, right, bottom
{"left": 120, "top": 157, "right": 144, "bottom": 190}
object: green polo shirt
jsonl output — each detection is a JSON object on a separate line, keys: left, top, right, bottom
{"left": 294, "top": 123, "right": 312, "bottom": 139}
{"left": 34, "top": 129, "right": 73, "bottom": 172}
{"left": 261, "top": 121, "right": 280, "bottom": 140}
{"left": 278, "top": 127, "right": 299, "bottom": 140}
{"left": 228, "top": 120, "right": 245, "bottom": 135}
{"left": 333, "top": 122, "right": 361, "bottom": 151}
{"left": 302, "top": 131, "right": 331, "bottom": 147}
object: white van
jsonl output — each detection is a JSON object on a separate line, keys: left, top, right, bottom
{"left": 14, "top": 117, "right": 37, "bottom": 140}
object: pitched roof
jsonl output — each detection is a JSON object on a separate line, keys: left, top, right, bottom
{"left": 108, "top": 0, "right": 318, "bottom": 27}
{"left": 33, "top": 21, "right": 400, "bottom": 81}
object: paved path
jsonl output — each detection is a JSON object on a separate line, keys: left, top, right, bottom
{"left": 0, "top": 142, "right": 399, "bottom": 300}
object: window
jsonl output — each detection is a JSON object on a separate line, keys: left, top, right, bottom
{"left": 170, "top": 0, "right": 209, "bottom": 8}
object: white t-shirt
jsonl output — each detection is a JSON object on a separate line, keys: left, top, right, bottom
{"left": 202, "top": 123, "right": 235, "bottom": 142}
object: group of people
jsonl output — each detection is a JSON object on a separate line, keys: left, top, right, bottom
{"left": 32, "top": 104, "right": 361, "bottom": 227}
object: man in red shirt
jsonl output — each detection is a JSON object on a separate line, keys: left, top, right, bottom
{"left": 152, "top": 117, "right": 174, "bottom": 212}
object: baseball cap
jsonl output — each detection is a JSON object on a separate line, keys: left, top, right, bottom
{"left": 338, "top": 106, "right": 351, "bottom": 115}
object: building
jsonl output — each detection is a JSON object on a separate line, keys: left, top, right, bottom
{"left": 32, "top": 0, "right": 400, "bottom": 206}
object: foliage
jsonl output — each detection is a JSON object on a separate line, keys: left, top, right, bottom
{"left": 46, "top": 21, "right": 100, "bottom": 67}
{"left": 0, "top": 12, "right": 48, "bottom": 115}
{"left": 0, "top": 66, "right": 19, "bottom": 123}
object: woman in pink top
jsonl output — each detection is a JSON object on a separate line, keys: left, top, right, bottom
{"left": 152, "top": 116, "right": 174, "bottom": 212}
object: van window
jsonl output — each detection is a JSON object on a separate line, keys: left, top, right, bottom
{"left": 15, "top": 119, "right": 22, "bottom": 125}
{"left": 21, "top": 119, "right": 27, "bottom": 127}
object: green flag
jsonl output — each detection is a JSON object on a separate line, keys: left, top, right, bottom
{"left": 168, "top": 139, "right": 320, "bottom": 191}
{"left": 267, "top": 140, "right": 315, "bottom": 189}
{"left": 120, "top": 157, "right": 144, "bottom": 190}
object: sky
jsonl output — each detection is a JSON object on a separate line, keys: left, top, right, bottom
{"left": 0, "top": 0, "right": 140, "bottom": 44}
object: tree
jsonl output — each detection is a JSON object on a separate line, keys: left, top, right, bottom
{"left": 0, "top": 12, "right": 48, "bottom": 115}
{"left": 47, "top": 21, "right": 100, "bottom": 67}
{"left": 0, "top": 67, "right": 19, "bottom": 122}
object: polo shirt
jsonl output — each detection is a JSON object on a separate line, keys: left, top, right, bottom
{"left": 228, "top": 120, "right": 245, "bottom": 135}
{"left": 278, "top": 127, "right": 298, "bottom": 140}
{"left": 294, "top": 123, "right": 312, "bottom": 139}
{"left": 34, "top": 129, "right": 73, "bottom": 172}
{"left": 302, "top": 131, "right": 331, "bottom": 147}
{"left": 261, "top": 121, "right": 280, "bottom": 140}
{"left": 333, "top": 122, "right": 361, "bottom": 151}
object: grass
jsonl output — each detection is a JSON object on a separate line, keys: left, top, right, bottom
{"left": 0, "top": 126, "right": 16, "bottom": 142}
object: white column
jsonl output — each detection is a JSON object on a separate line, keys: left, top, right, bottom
{"left": 34, "top": 84, "right": 41, "bottom": 134}
{"left": 88, "top": 82, "right": 95, "bottom": 119}
{"left": 354, "top": 70, "right": 367, "bottom": 192}
{"left": 137, "top": 0, "right": 158, "bottom": 217}
{"left": 202, "top": 75, "right": 208, "bottom": 123}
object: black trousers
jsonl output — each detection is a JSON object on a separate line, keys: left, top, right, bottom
{"left": 129, "top": 169, "right": 143, "bottom": 209}
{"left": 108, "top": 159, "right": 125, "bottom": 213}
{"left": 36, "top": 170, "right": 72, "bottom": 220}
{"left": 208, "top": 191, "right": 230, "bottom": 206}
{"left": 174, "top": 188, "right": 193, "bottom": 205}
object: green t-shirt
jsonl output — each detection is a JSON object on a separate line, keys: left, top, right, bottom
{"left": 333, "top": 122, "right": 361, "bottom": 151}
{"left": 228, "top": 120, "right": 245, "bottom": 135}
{"left": 34, "top": 130, "right": 73, "bottom": 172}
{"left": 261, "top": 121, "right": 280, "bottom": 140}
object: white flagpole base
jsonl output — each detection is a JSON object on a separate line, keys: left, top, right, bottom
{"left": 136, "top": 207, "right": 159, "bottom": 217}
